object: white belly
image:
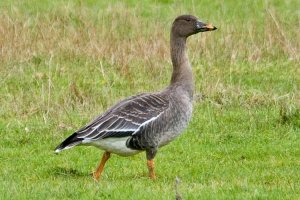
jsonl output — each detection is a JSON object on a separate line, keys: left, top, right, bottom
{"left": 84, "top": 137, "right": 142, "bottom": 157}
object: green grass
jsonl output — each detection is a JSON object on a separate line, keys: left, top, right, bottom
{"left": 0, "top": 0, "right": 299, "bottom": 199}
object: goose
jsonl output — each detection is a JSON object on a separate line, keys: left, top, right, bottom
{"left": 55, "top": 15, "right": 217, "bottom": 180}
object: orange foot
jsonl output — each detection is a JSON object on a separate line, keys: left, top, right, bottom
{"left": 147, "top": 159, "right": 156, "bottom": 180}
{"left": 92, "top": 172, "right": 100, "bottom": 181}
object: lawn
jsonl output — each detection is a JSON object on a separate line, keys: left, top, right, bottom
{"left": 0, "top": 0, "right": 299, "bottom": 199}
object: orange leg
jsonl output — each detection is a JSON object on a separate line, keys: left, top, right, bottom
{"left": 93, "top": 151, "right": 111, "bottom": 181}
{"left": 147, "top": 159, "right": 156, "bottom": 180}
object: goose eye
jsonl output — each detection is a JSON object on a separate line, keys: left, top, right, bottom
{"left": 186, "top": 19, "right": 191, "bottom": 22}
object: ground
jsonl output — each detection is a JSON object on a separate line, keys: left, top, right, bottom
{"left": 0, "top": 0, "right": 299, "bottom": 199}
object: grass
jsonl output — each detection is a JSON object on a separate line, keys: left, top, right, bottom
{"left": 0, "top": 0, "right": 299, "bottom": 199}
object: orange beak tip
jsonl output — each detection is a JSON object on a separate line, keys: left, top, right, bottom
{"left": 206, "top": 23, "right": 214, "bottom": 29}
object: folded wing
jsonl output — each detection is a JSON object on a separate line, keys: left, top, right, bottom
{"left": 76, "top": 93, "right": 169, "bottom": 140}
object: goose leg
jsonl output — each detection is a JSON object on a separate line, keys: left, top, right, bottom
{"left": 93, "top": 151, "right": 111, "bottom": 181}
{"left": 146, "top": 148, "right": 157, "bottom": 180}
{"left": 147, "top": 159, "right": 156, "bottom": 180}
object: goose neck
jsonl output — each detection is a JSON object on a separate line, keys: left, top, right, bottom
{"left": 170, "top": 34, "right": 194, "bottom": 97}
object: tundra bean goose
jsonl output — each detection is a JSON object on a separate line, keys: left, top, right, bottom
{"left": 55, "top": 15, "right": 217, "bottom": 180}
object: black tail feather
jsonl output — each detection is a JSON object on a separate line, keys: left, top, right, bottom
{"left": 55, "top": 132, "right": 83, "bottom": 153}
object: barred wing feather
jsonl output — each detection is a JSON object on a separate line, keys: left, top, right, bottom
{"left": 76, "top": 93, "right": 169, "bottom": 140}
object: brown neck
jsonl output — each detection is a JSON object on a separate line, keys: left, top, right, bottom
{"left": 170, "top": 33, "right": 194, "bottom": 97}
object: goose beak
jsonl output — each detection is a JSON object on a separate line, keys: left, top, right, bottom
{"left": 196, "top": 21, "right": 217, "bottom": 32}
{"left": 203, "top": 23, "right": 217, "bottom": 31}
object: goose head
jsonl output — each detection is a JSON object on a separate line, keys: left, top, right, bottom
{"left": 171, "top": 15, "right": 217, "bottom": 38}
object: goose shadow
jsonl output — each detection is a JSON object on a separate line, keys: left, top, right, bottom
{"left": 51, "top": 167, "right": 89, "bottom": 178}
